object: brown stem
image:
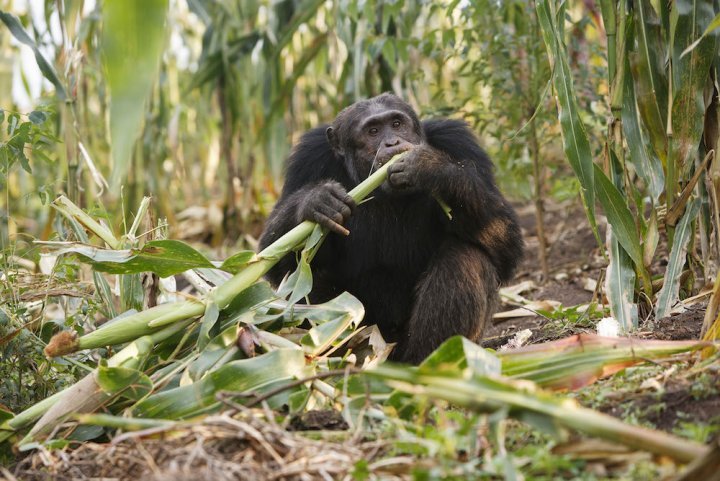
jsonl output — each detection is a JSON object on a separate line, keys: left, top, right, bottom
{"left": 62, "top": 102, "right": 79, "bottom": 204}
{"left": 530, "top": 117, "right": 549, "bottom": 282}
{"left": 218, "top": 73, "right": 240, "bottom": 240}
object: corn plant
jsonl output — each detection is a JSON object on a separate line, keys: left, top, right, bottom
{"left": 538, "top": 0, "right": 720, "bottom": 333}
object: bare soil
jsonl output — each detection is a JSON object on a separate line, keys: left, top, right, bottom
{"left": 488, "top": 200, "right": 720, "bottom": 436}
{"left": 485, "top": 201, "right": 603, "bottom": 344}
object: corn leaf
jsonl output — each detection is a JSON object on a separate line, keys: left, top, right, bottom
{"left": 671, "top": 0, "right": 719, "bottom": 175}
{"left": 219, "top": 251, "right": 256, "bottom": 274}
{"left": 186, "top": 324, "right": 242, "bottom": 381}
{"left": 622, "top": 54, "right": 665, "bottom": 203}
{"left": 420, "top": 335, "right": 501, "bottom": 377}
{"left": 74, "top": 414, "right": 174, "bottom": 431}
{"left": 370, "top": 362, "right": 707, "bottom": 463}
{"left": 133, "top": 349, "right": 309, "bottom": 419}
{"left": 299, "top": 292, "right": 365, "bottom": 355}
{"left": 273, "top": 0, "right": 325, "bottom": 53}
{"left": 536, "top": 0, "right": 598, "bottom": 241}
{"left": 499, "top": 334, "right": 712, "bottom": 390}
{"left": 0, "top": 11, "right": 67, "bottom": 100}
{"left": 605, "top": 227, "right": 638, "bottom": 333}
{"left": 28, "top": 363, "right": 149, "bottom": 439}
{"left": 629, "top": 2, "right": 668, "bottom": 164}
{"left": 96, "top": 365, "right": 153, "bottom": 403}
{"left": 198, "top": 301, "right": 220, "bottom": 350}
{"left": 655, "top": 198, "right": 701, "bottom": 319}
{"left": 102, "top": 0, "right": 169, "bottom": 188}
{"left": 681, "top": 12, "right": 720, "bottom": 57}
{"left": 593, "top": 164, "right": 644, "bottom": 267}
{"left": 219, "top": 282, "right": 276, "bottom": 329}
{"left": 54, "top": 240, "right": 215, "bottom": 277}
{"left": 386, "top": 336, "right": 503, "bottom": 419}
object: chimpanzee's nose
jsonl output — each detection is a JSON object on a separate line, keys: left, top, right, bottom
{"left": 385, "top": 137, "right": 400, "bottom": 147}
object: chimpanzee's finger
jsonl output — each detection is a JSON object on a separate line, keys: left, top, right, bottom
{"left": 318, "top": 202, "right": 346, "bottom": 225}
{"left": 320, "top": 195, "right": 350, "bottom": 222}
{"left": 324, "top": 181, "right": 346, "bottom": 195}
{"left": 326, "top": 184, "right": 356, "bottom": 210}
{"left": 389, "top": 171, "right": 412, "bottom": 188}
{"left": 343, "top": 194, "right": 357, "bottom": 213}
{"left": 387, "top": 161, "right": 404, "bottom": 176}
{"left": 336, "top": 202, "right": 352, "bottom": 221}
{"left": 327, "top": 185, "right": 356, "bottom": 212}
{"left": 313, "top": 212, "right": 350, "bottom": 236}
{"left": 386, "top": 144, "right": 413, "bottom": 160}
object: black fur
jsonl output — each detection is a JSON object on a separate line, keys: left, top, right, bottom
{"left": 259, "top": 95, "right": 523, "bottom": 364}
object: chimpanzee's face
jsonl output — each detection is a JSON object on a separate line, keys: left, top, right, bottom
{"left": 352, "top": 108, "right": 421, "bottom": 168}
{"left": 326, "top": 94, "right": 424, "bottom": 183}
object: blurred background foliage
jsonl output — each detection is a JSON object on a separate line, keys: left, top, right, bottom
{"left": 0, "top": 0, "right": 595, "bottom": 252}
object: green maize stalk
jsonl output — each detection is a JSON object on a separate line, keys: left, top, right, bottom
{"left": 44, "top": 153, "right": 406, "bottom": 355}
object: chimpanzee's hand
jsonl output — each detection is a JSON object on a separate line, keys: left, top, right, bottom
{"left": 387, "top": 144, "right": 442, "bottom": 192}
{"left": 298, "top": 181, "right": 356, "bottom": 235}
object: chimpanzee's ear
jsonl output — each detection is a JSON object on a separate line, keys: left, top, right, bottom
{"left": 326, "top": 126, "right": 344, "bottom": 156}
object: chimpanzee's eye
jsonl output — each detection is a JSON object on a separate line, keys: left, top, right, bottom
{"left": 369, "top": 127, "right": 379, "bottom": 136}
{"left": 392, "top": 120, "right": 401, "bottom": 128}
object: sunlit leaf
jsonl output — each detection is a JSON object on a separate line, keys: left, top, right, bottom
{"left": 0, "top": 11, "right": 67, "bottom": 99}
{"left": 593, "top": 164, "right": 643, "bottom": 267}
{"left": 55, "top": 240, "right": 214, "bottom": 277}
{"left": 219, "top": 251, "right": 256, "bottom": 274}
{"left": 536, "top": 0, "right": 598, "bottom": 243}
{"left": 499, "top": 334, "right": 711, "bottom": 390}
{"left": 102, "top": 0, "right": 169, "bottom": 188}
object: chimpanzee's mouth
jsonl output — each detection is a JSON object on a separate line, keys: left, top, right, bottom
{"left": 376, "top": 146, "right": 412, "bottom": 166}
{"left": 373, "top": 157, "right": 392, "bottom": 171}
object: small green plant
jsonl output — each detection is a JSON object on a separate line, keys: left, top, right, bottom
{"left": 0, "top": 108, "right": 56, "bottom": 178}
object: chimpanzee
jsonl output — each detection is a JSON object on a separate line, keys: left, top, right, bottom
{"left": 259, "top": 93, "right": 522, "bottom": 364}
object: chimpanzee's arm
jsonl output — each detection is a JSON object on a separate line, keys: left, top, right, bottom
{"left": 258, "top": 127, "right": 349, "bottom": 285}
{"left": 422, "top": 119, "right": 523, "bottom": 283}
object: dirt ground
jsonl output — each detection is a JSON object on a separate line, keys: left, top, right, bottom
{"left": 484, "top": 201, "right": 720, "bottom": 435}
{"left": 484, "top": 201, "right": 604, "bottom": 343}
{"left": 486, "top": 200, "right": 708, "bottom": 341}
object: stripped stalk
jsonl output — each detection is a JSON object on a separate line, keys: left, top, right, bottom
{"left": 53, "top": 195, "right": 121, "bottom": 249}
{"left": 73, "top": 413, "right": 174, "bottom": 431}
{"left": 2, "top": 318, "right": 195, "bottom": 442}
{"left": 212, "top": 152, "right": 404, "bottom": 308}
{"left": 370, "top": 365, "right": 707, "bottom": 463}
{"left": 127, "top": 196, "right": 152, "bottom": 239}
{"left": 44, "top": 300, "right": 204, "bottom": 356}
{"left": 45, "top": 153, "right": 407, "bottom": 355}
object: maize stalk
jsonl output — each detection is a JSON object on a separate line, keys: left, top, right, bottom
{"left": 44, "top": 153, "right": 406, "bottom": 357}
